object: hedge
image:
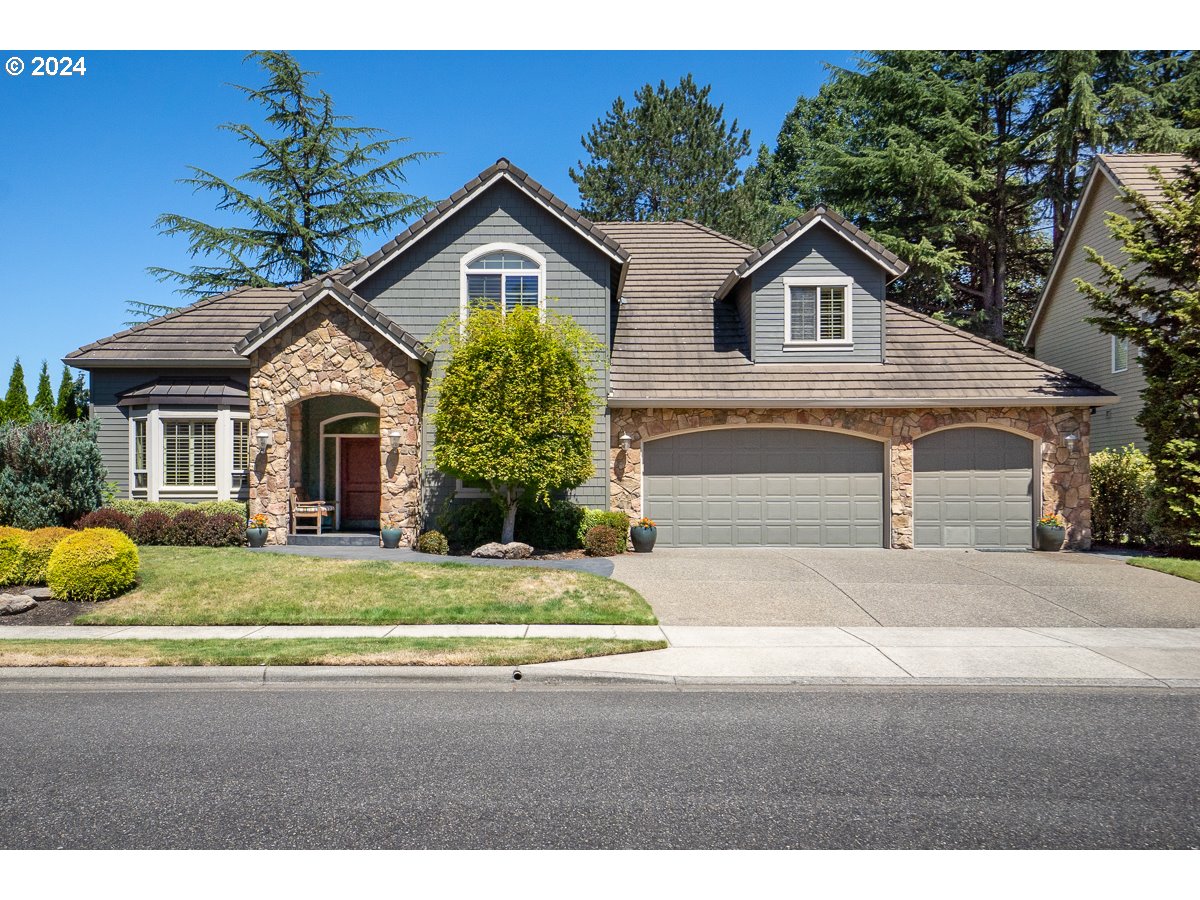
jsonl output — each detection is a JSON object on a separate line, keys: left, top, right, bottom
{"left": 1091, "top": 446, "right": 1155, "bottom": 546}
{"left": 0, "top": 526, "right": 26, "bottom": 585}
{"left": 46, "top": 528, "right": 140, "bottom": 601}
{"left": 107, "top": 499, "right": 248, "bottom": 520}
{"left": 583, "top": 525, "right": 622, "bottom": 557}
{"left": 577, "top": 508, "right": 629, "bottom": 553}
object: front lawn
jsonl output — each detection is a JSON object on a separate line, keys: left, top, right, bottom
{"left": 1128, "top": 556, "right": 1200, "bottom": 583}
{"left": 0, "top": 637, "right": 665, "bottom": 667}
{"left": 74, "top": 547, "right": 656, "bottom": 626}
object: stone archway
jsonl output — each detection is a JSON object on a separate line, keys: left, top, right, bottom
{"left": 247, "top": 297, "right": 423, "bottom": 545}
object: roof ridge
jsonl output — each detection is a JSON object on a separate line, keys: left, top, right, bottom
{"left": 67, "top": 285, "right": 284, "bottom": 356}
{"left": 886, "top": 301, "right": 1107, "bottom": 389}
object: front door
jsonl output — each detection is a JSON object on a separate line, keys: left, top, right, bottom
{"left": 339, "top": 438, "right": 381, "bottom": 529}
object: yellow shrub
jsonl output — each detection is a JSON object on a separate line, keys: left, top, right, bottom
{"left": 18, "top": 526, "right": 76, "bottom": 585}
{"left": 46, "top": 528, "right": 140, "bottom": 601}
{"left": 0, "top": 527, "right": 29, "bottom": 586}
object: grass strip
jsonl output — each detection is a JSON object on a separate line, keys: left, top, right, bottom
{"left": 75, "top": 547, "right": 656, "bottom": 626}
{"left": 0, "top": 637, "right": 666, "bottom": 667}
{"left": 1128, "top": 556, "right": 1200, "bottom": 583}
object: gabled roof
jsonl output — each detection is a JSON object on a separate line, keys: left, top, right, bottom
{"left": 236, "top": 278, "right": 434, "bottom": 363}
{"left": 604, "top": 219, "right": 1113, "bottom": 408}
{"left": 333, "top": 157, "right": 629, "bottom": 288}
{"left": 715, "top": 206, "right": 909, "bottom": 299}
{"left": 1025, "top": 152, "right": 1195, "bottom": 346}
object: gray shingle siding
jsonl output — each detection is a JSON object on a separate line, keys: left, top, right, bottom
{"left": 750, "top": 224, "right": 886, "bottom": 364}
{"left": 356, "top": 179, "right": 613, "bottom": 510}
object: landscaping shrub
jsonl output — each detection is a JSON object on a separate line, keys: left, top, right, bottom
{"left": 518, "top": 498, "right": 585, "bottom": 551}
{"left": 131, "top": 509, "right": 173, "bottom": 545}
{"left": 0, "top": 526, "right": 27, "bottom": 585}
{"left": 577, "top": 508, "right": 629, "bottom": 553}
{"left": 416, "top": 530, "right": 450, "bottom": 555}
{"left": 437, "top": 500, "right": 503, "bottom": 551}
{"left": 18, "top": 526, "right": 75, "bottom": 584}
{"left": 1091, "top": 445, "right": 1155, "bottom": 545}
{"left": 108, "top": 499, "right": 248, "bottom": 520}
{"left": 196, "top": 512, "right": 246, "bottom": 547}
{"left": 164, "top": 508, "right": 209, "bottom": 546}
{"left": 583, "top": 524, "right": 622, "bottom": 557}
{"left": 46, "top": 528, "right": 139, "bottom": 601}
{"left": 0, "top": 416, "right": 106, "bottom": 528}
{"left": 74, "top": 507, "right": 134, "bottom": 536}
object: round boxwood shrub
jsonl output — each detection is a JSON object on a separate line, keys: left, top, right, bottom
{"left": 416, "top": 530, "right": 450, "bottom": 555}
{"left": 131, "top": 509, "right": 173, "bottom": 545}
{"left": 18, "top": 526, "right": 75, "bottom": 585}
{"left": 46, "top": 528, "right": 140, "bottom": 601}
{"left": 583, "top": 524, "right": 622, "bottom": 557}
{"left": 74, "top": 507, "right": 134, "bottom": 536}
{"left": 164, "top": 508, "right": 208, "bottom": 546}
{"left": 0, "top": 526, "right": 28, "bottom": 586}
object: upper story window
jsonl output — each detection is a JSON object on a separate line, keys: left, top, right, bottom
{"left": 783, "top": 277, "right": 854, "bottom": 346}
{"left": 461, "top": 244, "right": 546, "bottom": 317}
{"left": 1111, "top": 335, "right": 1130, "bottom": 373}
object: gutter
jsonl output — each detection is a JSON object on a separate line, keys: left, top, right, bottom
{"left": 607, "top": 395, "right": 1119, "bottom": 410}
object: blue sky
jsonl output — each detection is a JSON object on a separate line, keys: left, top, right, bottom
{"left": 0, "top": 50, "right": 853, "bottom": 393}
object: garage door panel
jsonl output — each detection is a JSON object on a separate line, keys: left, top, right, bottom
{"left": 914, "top": 428, "right": 1033, "bottom": 549}
{"left": 644, "top": 428, "right": 884, "bottom": 547}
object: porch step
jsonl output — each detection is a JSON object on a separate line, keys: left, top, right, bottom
{"left": 286, "top": 533, "right": 379, "bottom": 547}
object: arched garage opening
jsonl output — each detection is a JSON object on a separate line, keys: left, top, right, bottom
{"left": 913, "top": 426, "right": 1036, "bottom": 549}
{"left": 642, "top": 427, "right": 885, "bottom": 548}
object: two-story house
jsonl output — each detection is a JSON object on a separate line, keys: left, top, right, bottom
{"left": 1025, "top": 152, "right": 1193, "bottom": 451}
{"left": 67, "top": 159, "right": 1113, "bottom": 550}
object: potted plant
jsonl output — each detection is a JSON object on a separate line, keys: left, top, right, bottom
{"left": 1036, "top": 513, "right": 1067, "bottom": 552}
{"left": 247, "top": 513, "right": 269, "bottom": 548}
{"left": 630, "top": 516, "right": 657, "bottom": 553}
{"left": 380, "top": 526, "right": 403, "bottom": 549}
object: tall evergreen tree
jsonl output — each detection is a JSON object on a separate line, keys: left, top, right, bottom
{"left": 32, "top": 361, "right": 55, "bottom": 418}
{"left": 54, "top": 366, "right": 77, "bottom": 422}
{"left": 569, "top": 75, "right": 754, "bottom": 239}
{"left": 3, "top": 359, "right": 30, "bottom": 425}
{"left": 1076, "top": 149, "right": 1200, "bottom": 549}
{"left": 128, "top": 50, "right": 434, "bottom": 321}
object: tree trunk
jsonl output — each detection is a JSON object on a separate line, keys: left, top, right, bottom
{"left": 500, "top": 493, "right": 519, "bottom": 544}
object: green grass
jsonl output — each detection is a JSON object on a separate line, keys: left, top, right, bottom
{"left": 1128, "top": 556, "right": 1200, "bottom": 583}
{"left": 0, "top": 637, "right": 666, "bottom": 667}
{"left": 74, "top": 547, "right": 656, "bottom": 626}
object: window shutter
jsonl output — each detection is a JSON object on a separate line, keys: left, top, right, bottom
{"left": 789, "top": 286, "right": 817, "bottom": 341}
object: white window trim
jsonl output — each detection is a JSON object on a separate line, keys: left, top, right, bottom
{"left": 1111, "top": 335, "right": 1129, "bottom": 374}
{"left": 782, "top": 276, "right": 855, "bottom": 348}
{"left": 455, "top": 477, "right": 489, "bottom": 499}
{"left": 133, "top": 406, "right": 246, "bottom": 501}
{"left": 459, "top": 242, "right": 547, "bottom": 324}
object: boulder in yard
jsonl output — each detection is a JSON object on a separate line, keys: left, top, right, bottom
{"left": 23, "top": 587, "right": 52, "bottom": 601}
{"left": 471, "top": 541, "right": 533, "bottom": 559}
{"left": 0, "top": 593, "right": 38, "bottom": 615}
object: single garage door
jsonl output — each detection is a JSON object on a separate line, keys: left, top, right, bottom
{"left": 643, "top": 428, "right": 885, "bottom": 547}
{"left": 913, "top": 428, "right": 1034, "bottom": 549}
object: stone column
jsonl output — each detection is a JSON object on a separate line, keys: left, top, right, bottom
{"left": 889, "top": 434, "right": 915, "bottom": 549}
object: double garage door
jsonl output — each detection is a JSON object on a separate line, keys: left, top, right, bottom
{"left": 642, "top": 427, "right": 1034, "bottom": 549}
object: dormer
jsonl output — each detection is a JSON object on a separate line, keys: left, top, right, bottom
{"left": 716, "top": 207, "right": 908, "bottom": 363}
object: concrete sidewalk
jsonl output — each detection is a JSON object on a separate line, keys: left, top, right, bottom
{"left": 1, "top": 624, "right": 1198, "bottom": 686}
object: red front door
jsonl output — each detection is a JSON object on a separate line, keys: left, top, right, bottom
{"left": 339, "top": 438, "right": 381, "bottom": 527}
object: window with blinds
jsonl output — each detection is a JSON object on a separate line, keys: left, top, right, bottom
{"left": 163, "top": 421, "right": 216, "bottom": 486}
{"left": 232, "top": 419, "right": 249, "bottom": 471}
{"left": 133, "top": 418, "right": 148, "bottom": 488}
{"left": 465, "top": 250, "right": 542, "bottom": 313}
{"left": 1111, "top": 335, "right": 1130, "bottom": 373}
{"left": 787, "top": 284, "right": 849, "bottom": 343}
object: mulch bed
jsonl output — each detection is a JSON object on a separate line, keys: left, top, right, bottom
{"left": 0, "top": 588, "right": 106, "bottom": 626}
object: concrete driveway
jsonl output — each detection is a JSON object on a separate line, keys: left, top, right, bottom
{"left": 609, "top": 549, "right": 1200, "bottom": 627}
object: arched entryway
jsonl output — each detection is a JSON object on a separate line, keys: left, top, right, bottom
{"left": 913, "top": 426, "right": 1036, "bottom": 549}
{"left": 642, "top": 426, "right": 886, "bottom": 547}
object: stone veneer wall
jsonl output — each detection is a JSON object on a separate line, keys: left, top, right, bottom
{"left": 248, "top": 298, "right": 422, "bottom": 545}
{"left": 610, "top": 406, "right": 1092, "bottom": 550}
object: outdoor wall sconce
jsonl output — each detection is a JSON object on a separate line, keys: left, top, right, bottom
{"left": 388, "top": 429, "right": 403, "bottom": 451}
{"left": 1064, "top": 433, "right": 1080, "bottom": 452}
{"left": 255, "top": 429, "right": 272, "bottom": 451}
{"left": 619, "top": 432, "right": 633, "bottom": 451}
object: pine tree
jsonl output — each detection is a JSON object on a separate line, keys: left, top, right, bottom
{"left": 127, "top": 51, "right": 434, "bottom": 321}
{"left": 54, "top": 366, "right": 77, "bottom": 422}
{"left": 32, "top": 361, "right": 55, "bottom": 418}
{"left": 3, "top": 359, "right": 30, "bottom": 425}
{"left": 569, "top": 75, "right": 754, "bottom": 239}
{"left": 1076, "top": 149, "right": 1200, "bottom": 549}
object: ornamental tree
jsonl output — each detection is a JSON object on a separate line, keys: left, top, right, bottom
{"left": 2, "top": 359, "right": 30, "bottom": 426}
{"left": 431, "top": 303, "right": 603, "bottom": 545}
{"left": 1076, "top": 148, "right": 1200, "bottom": 550}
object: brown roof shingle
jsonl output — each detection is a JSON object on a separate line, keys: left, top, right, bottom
{"left": 1096, "top": 153, "right": 1194, "bottom": 204}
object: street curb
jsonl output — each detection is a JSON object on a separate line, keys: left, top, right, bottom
{"left": 0, "top": 666, "right": 1192, "bottom": 689}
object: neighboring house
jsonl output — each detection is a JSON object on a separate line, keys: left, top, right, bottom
{"left": 68, "top": 158, "right": 1114, "bottom": 550}
{"left": 1025, "top": 152, "right": 1193, "bottom": 451}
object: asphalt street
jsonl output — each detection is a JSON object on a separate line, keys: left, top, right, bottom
{"left": 1, "top": 686, "right": 1197, "bottom": 848}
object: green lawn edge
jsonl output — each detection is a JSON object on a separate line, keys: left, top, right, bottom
{"left": 73, "top": 547, "right": 657, "bottom": 626}
{"left": 0, "top": 637, "right": 667, "bottom": 667}
{"left": 1128, "top": 556, "right": 1200, "bottom": 583}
